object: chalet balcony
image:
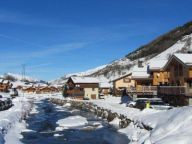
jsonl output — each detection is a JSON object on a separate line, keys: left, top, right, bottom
{"left": 67, "top": 89, "right": 85, "bottom": 97}
{"left": 127, "top": 86, "right": 157, "bottom": 96}
{"left": 157, "top": 86, "right": 186, "bottom": 96}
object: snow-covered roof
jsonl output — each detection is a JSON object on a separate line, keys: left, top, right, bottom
{"left": 0, "top": 79, "right": 4, "bottom": 83}
{"left": 111, "top": 72, "right": 132, "bottom": 82}
{"left": 99, "top": 82, "right": 112, "bottom": 88}
{"left": 174, "top": 53, "right": 192, "bottom": 65}
{"left": 34, "top": 83, "right": 48, "bottom": 87}
{"left": 3, "top": 80, "right": 9, "bottom": 84}
{"left": 70, "top": 76, "right": 99, "bottom": 84}
{"left": 132, "top": 66, "right": 150, "bottom": 79}
{"left": 148, "top": 59, "right": 168, "bottom": 71}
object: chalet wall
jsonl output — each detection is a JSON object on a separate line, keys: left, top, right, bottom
{"left": 152, "top": 71, "right": 169, "bottom": 85}
{"left": 84, "top": 88, "right": 99, "bottom": 99}
{"left": 113, "top": 75, "right": 135, "bottom": 90}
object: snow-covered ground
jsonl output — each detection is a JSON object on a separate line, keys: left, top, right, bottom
{"left": 1, "top": 93, "right": 192, "bottom": 144}
{"left": 0, "top": 94, "right": 32, "bottom": 144}
{"left": 89, "top": 96, "right": 192, "bottom": 144}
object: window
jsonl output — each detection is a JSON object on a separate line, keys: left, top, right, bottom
{"left": 179, "top": 64, "right": 183, "bottom": 76}
{"left": 174, "top": 65, "right": 178, "bottom": 77}
{"left": 123, "top": 78, "right": 130, "bottom": 83}
{"left": 188, "top": 81, "right": 192, "bottom": 88}
{"left": 92, "top": 88, "right": 95, "bottom": 91}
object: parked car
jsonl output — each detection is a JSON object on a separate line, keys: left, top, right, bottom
{"left": 126, "top": 100, "right": 136, "bottom": 107}
{"left": 10, "top": 88, "right": 18, "bottom": 98}
{"left": 83, "top": 97, "right": 90, "bottom": 100}
{"left": 99, "top": 93, "right": 105, "bottom": 99}
{"left": 149, "top": 100, "right": 172, "bottom": 110}
{"left": 127, "top": 98, "right": 148, "bottom": 109}
{"left": 0, "top": 98, "right": 13, "bottom": 111}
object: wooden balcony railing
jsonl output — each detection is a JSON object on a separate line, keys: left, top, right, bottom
{"left": 67, "top": 89, "right": 85, "bottom": 97}
{"left": 127, "top": 86, "right": 157, "bottom": 92}
{"left": 158, "top": 86, "right": 186, "bottom": 96}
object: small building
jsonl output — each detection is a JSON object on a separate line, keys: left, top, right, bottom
{"left": 131, "top": 66, "right": 156, "bottom": 97}
{"left": 36, "top": 86, "right": 52, "bottom": 94}
{"left": 23, "top": 86, "right": 36, "bottom": 93}
{"left": 67, "top": 76, "right": 99, "bottom": 100}
{"left": 50, "top": 86, "right": 59, "bottom": 93}
{"left": 99, "top": 82, "right": 112, "bottom": 96}
{"left": 0, "top": 79, "right": 11, "bottom": 92}
{"left": 148, "top": 59, "right": 169, "bottom": 86}
{"left": 158, "top": 53, "right": 192, "bottom": 106}
{"left": 112, "top": 73, "right": 135, "bottom": 96}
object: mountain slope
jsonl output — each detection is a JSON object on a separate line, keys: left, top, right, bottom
{"left": 53, "top": 21, "right": 192, "bottom": 84}
{"left": 1, "top": 73, "right": 39, "bottom": 82}
{"left": 89, "top": 21, "right": 192, "bottom": 80}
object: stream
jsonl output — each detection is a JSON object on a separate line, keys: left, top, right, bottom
{"left": 20, "top": 98, "right": 129, "bottom": 144}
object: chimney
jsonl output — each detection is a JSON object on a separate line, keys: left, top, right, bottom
{"left": 138, "top": 60, "right": 143, "bottom": 68}
{"left": 186, "top": 36, "right": 192, "bottom": 54}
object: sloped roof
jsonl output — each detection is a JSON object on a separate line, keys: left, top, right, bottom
{"left": 164, "top": 53, "right": 192, "bottom": 70}
{"left": 132, "top": 66, "right": 150, "bottom": 79}
{"left": 148, "top": 59, "right": 168, "bottom": 71}
{"left": 70, "top": 76, "right": 99, "bottom": 84}
{"left": 111, "top": 72, "right": 132, "bottom": 82}
{"left": 174, "top": 53, "right": 192, "bottom": 65}
{"left": 99, "top": 82, "right": 112, "bottom": 88}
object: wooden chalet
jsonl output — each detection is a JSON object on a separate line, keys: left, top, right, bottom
{"left": 131, "top": 65, "right": 156, "bottom": 97}
{"left": 67, "top": 76, "right": 99, "bottom": 100}
{"left": 36, "top": 86, "right": 53, "bottom": 94}
{"left": 23, "top": 86, "right": 36, "bottom": 93}
{"left": 158, "top": 53, "right": 192, "bottom": 106}
{"left": 99, "top": 82, "right": 112, "bottom": 96}
{"left": 148, "top": 59, "right": 169, "bottom": 86}
{"left": 0, "top": 79, "right": 11, "bottom": 92}
{"left": 49, "top": 86, "right": 59, "bottom": 93}
{"left": 112, "top": 73, "right": 135, "bottom": 96}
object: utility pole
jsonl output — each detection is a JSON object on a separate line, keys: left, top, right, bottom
{"left": 22, "top": 64, "right": 26, "bottom": 81}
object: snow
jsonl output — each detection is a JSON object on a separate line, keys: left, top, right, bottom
{"left": 56, "top": 115, "right": 88, "bottom": 128}
{"left": 90, "top": 96, "right": 192, "bottom": 144}
{"left": 99, "top": 82, "right": 112, "bottom": 88}
{"left": 173, "top": 53, "right": 192, "bottom": 65}
{"left": 148, "top": 59, "right": 168, "bottom": 70}
{"left": 109, "top": 117, "right": 121, "bottom": 128}
{"left": 132, "top": 66, "right": 150, "bottom": 79}
{"left": 71, "top": 76, "right": 100, "bottom": 83}
{"left": 65, "top": 64, "right": 107, "bottom": 77}
{"left": 0, "top": 95, "right": 32, "bottom": 144}
{"left": 1, "top": 92, "right": 192, "bottom": 144}
{"left": 4, "top": 73, "right": 38, "bottom": 82}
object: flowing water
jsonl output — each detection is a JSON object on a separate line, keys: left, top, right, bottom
{"left": 20, "top": 99, "right": 129, "bottom": 144}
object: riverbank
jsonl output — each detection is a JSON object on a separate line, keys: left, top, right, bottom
{"left": 16, "top": 97, "right": 129, "bottom": 144}
{"left": 0, "top": 96, "right": 32, "bottom": 144}
{"left": 50, "top": 95, "right": 192, "bottom": 144}
{"left": 2, "top": 93, "right": 192, "bottom": 144}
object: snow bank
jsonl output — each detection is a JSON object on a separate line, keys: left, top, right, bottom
{"left": 56, "top": 116, "right": 88, "bottom": 128}
{"left": 90, "top": 96, "right": 192, "bottom": 144}
{"left": 0, "top": 96, "right": 32, "bottom": 144}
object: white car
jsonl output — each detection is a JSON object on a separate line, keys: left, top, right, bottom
{"left": 150, "top": 100, "right": 173, "bottom": 110}
{"left": 126, "top": 100, "right": 136, "bottom": 107}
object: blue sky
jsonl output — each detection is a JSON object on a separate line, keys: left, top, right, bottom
{"left": 0, "top": 0, "right": 191, "bottom": 80}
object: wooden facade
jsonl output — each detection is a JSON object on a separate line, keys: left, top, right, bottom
{"left": 158, "top": 54, "right": 192, "bottom": 106}
{"left": 151, "top": 71, "right": 169, "bottom": 86}
{"left": 112, "top": 73, "right": 135, "bottom": 96}
{"left": 66, "top": 77, "right": 99, "bottom": 100}
{"left": 0, "top": 80, "right": 11, "bottom": 92}
{"left": 23, "top": 87, "right": 36, "bottom": 93}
